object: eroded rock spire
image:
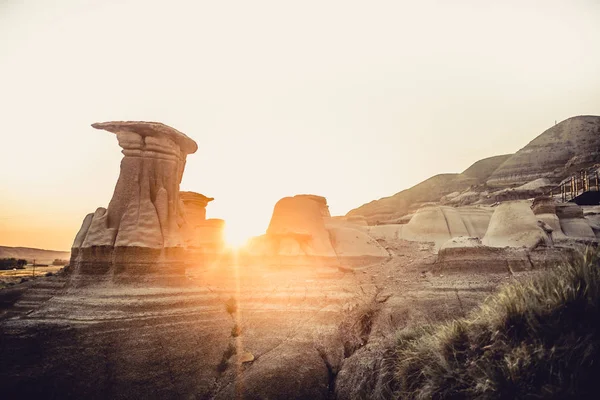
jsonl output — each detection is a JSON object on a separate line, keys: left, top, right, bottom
{"left": 72, "top": 121, "right": 197, "bottom": 253}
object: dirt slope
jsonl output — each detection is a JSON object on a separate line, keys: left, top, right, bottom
{"left": 346, "top": 155, "right": 509, "bottom": 224}
{"left": 487, "top": 116, "right": 600, "bottom": 187}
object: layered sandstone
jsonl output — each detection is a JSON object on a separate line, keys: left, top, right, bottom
{"left": 179, "top": 191, "right": 225, "bottom": 255}
{"left": 243, "top": 195, "right": 391, "bottom": 266}
{"left": 266, "top": 195, "right": 336, "bottom": 257}
{"left": 244, "top": 195, "right": 337, "bottom": 265}
{"left": 180, "top": 191, "right": 214, "bottom": 222}
{"left": 70, "top": 121, "right": 198, "bottom": 280}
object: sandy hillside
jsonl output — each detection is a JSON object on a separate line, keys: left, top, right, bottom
{"left": 346, "top": 155, "right": 511, "bottom": 224}
{"left": 0, "top": 246, "right": 70, "bottom": 264}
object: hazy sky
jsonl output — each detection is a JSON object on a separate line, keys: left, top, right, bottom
{"left": 1, "top": 0, "right": 599, "bottom": 250}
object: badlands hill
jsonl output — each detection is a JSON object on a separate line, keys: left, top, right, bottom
{"left": 487, "top": 115, "right": 600, "bottom": 187}
{"left": 347, "top": 155, "right": 510, "bottom": 224}
{"left": 348, "top": 116, "right": 600, "bottom": 224}
{"left": 462, "top": 154, "right": 513, "bottom": 182}
{"left": 2, "top": 119, "right": 600, "bottom": 399}
{"left": 0, "top": 246, "right": 70, "bottom": 264}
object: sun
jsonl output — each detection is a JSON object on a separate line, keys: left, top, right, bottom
{"left": 223, "top": 224, "right": 254, "bottom": 249}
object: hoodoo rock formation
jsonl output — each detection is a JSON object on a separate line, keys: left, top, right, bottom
{"left": 243, "top": 194, "right": 391, "bottom": 266}
{"left": 180, "top": 191, "right": 225, "bottom": 255}
{"left": 4, "top": 116, "right": 600, "bottom": 400}
{"left": 180, "top": 191, "right": 214, "bottom": 222}
{"left": 70, "top": 121, "right": 198, "bottom": 279}
{"left": 266, "top": 195, "right": 335, "bottom": 257}
{"left": 245, "top": 195, "right": 338, "bottom": 264}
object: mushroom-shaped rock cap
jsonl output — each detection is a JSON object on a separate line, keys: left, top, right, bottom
{"left": 92, "top": 121, "right": 198, "bottom": 154}
{"left": 180, "top": 191, "right": 215, "bottom": 205}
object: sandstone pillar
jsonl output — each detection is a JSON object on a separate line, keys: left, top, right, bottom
{"left": 71, "top": 121, "right": 198, "bottom": 275}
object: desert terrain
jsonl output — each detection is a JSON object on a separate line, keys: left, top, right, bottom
{"left": 1, "top": 116, "right": 600, "bottom": 399}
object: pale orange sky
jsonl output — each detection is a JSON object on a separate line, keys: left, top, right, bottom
{"left": 1, "top": 0, "right": 599, "bottom": 250}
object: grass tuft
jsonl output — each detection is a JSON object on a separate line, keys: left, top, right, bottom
{"left": 388, "top": 249, "right": 600, "bottom": 399}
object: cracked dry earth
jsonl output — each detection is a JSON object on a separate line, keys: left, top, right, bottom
{"left": 0, "top": 238, "right": 521, "bottom": 399}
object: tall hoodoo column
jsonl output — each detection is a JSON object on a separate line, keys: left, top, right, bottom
{"left": 72, "top": 121, "right": 198, "bottom": 260}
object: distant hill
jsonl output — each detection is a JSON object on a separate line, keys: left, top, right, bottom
{"left": 487, "top": 116, "right": 600, "bottom": 187}
{"left": 462, "top": 154, "right": 512, "bottom": 182}
{"left": 0, "top": 246, "right": 70, "bottom": 264}
{"left": 347, "top": 116, "right": 600, "bottom": 224}
{"left": 347, "top": 154, "right": 511, "bottom": 224}
{"left": 346, "top": 173, "right": 483, "bottom": 225}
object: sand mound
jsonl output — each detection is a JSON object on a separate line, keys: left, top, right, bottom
{"left": 482, "top": 201, "right": 547, "bottom": 248}
{"left": 365, "top": 225, "right": 404, "bottom": 242}
{"left": 556, "top": 203, "right": 596, "bottom": 240}
{"left": 400, "top": 206, "right": 493, "bottom": 248}
{"left": 327, "top": 226, "right": 389, "bottom": 258}
{"left": 401, "top": 206, "right": 465, "bottom": 246}
{"left": 531, "top": 197, "right": 566, "bottom": 241}
{"left": 439, "top": 236, "right": 483, "bottom": 250}
{"left": 516, "top": 178, "right": 553, "bottom": 191}
{"left": 582, "top": 206, "right": 600, "bottom": 238}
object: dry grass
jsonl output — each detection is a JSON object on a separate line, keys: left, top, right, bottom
{"left": 385, "top": 249, "right": 600, "bottom": 399}
{"left": 338, "top": 289, "right": 384, "bottom": 358}
{"left": 0, "top": 265, "right": 64, "bottom": 288}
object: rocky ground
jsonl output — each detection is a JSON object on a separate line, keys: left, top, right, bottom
{"left": 0, "top": 235, "right": 527, "bottom": 399}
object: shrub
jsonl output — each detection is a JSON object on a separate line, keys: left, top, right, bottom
{"left": 338, "top": 289, "right": 384, "bottom": 358}
{"left": 388, "top": 249, "right": 600, "bottom": 399}
{"left": 0, "top": 258, "right": 27, "bottom": 270}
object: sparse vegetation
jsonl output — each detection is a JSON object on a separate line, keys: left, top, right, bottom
{"left": 339, "top": 288, "right": 385, "bottom": 358}
{"left": 0, "top": 258, "right": 27, "bottom": 270}
{"left": 380, "top": 249, "right": 600, "bottom": 399}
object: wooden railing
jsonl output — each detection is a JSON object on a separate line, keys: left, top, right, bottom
{"left": 545, "top": 168, "right": 600, "bottom": 202}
